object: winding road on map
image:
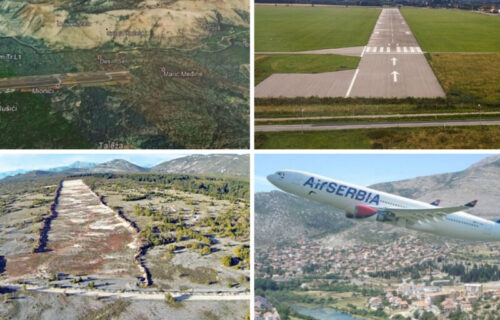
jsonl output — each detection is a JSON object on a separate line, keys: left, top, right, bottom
{"left": 255, "top": 8, "right": 445, "bottom": 98}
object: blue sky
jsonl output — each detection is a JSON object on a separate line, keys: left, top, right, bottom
{"left": 0, "top": 153, "right": 191, "bottom": 172}
{"left": 255, "top": 153, "right": 495, "bottom": 192}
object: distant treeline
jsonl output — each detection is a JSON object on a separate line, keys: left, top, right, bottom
{"left": 81, "top": 173, "right": 249, "bottom": 201}
{"left": 256, "top": 0, "right": 386, "bottom": 6}
{"left": 255, "top": 0, "right": 498, "bottom": 10}
{"left": 442, "top": 263, "right": 500, "bottom": 283}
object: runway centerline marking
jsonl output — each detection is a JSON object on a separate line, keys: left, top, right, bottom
{"left": 391, "top": 71, "right": 400, "bottom": 83}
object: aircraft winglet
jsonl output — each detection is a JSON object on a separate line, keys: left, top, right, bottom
{"left": 464, "top": 200, "right": 478, "bottom": 208}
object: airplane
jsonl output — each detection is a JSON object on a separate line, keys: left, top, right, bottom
{"left": 267, "top": 170, "right": 500, "bottom": 241}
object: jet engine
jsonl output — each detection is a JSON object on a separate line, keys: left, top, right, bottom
{"left": 345, "top": 204, "right": 393, "bottom": 222}
{"left": 345, "top": 204, "right": 378, "bottom": 219}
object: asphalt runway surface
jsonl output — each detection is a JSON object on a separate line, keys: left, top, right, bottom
{"left": 255, "top": 69, "right": 356, "bottom": 97}
{"left": 0, "top": 71, "right": 130, "bottom": 90}
{"left": 255, "top": 120, "right": 500, "bottom": 132}
{"left": 348, "top": 8, "right": 445, "bottom": 98}
{"left": 255, "top": 8, "right": 446, "bottom": 98}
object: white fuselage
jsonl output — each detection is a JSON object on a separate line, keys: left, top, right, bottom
{"left": 267, "top": 170, "right": 500, "bottom": 241}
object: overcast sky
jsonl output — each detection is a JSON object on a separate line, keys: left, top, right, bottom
{"left": 255, "top": 153, "right": 494, "bottom": 192}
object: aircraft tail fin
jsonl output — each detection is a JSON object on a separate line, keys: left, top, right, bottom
{"left": 464, "top": 200, "right": 478, "bottom": 208}
{"left": 430, "top": 199, "right": 440, "bottom": 206}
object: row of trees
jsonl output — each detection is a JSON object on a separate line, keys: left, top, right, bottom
{"left": 442, "top": 263, "right": 500, "bottom": 283}
{"left": 86, "top": 173, "right": 249, "bottom": 201}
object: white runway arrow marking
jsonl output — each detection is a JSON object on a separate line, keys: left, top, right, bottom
{"left": 391, "top": 71, "right": 400, "bottom": 83}
{"left": 391, "top": 57, "right": 398, "bottom": 66}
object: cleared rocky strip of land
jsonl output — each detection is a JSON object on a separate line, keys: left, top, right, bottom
{"left": 6, "top": 180, "right": 140, "bottom": 281}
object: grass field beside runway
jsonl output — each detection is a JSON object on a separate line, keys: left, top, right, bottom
{"left": 255, "top": 6, "right": 380, "bottom": 51}
{"left": 427, "top": 53, "right": 500, "bottom": 105}
{"left": 255, "top": 126, "right": 500, "bottom": 149}
{"left": 255, "top": 54, "right": 360, "bottom": 85}
{"left": 401, "top": 8, "right": 500, "bottom": 52}
{"left": 255, "top": 99, "right": 500, "bottom": 118}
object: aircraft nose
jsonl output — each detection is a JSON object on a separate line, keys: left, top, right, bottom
{"left": 267, "top": 173, "right": 278, "bottom": 185}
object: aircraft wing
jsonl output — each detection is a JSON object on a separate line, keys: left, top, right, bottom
{"left": 380, "top": 200, "right": 477, "bottom": 224}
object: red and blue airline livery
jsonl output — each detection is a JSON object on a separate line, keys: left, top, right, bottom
{"left": 267, "top": 170, "right": 500, "bottom": 241}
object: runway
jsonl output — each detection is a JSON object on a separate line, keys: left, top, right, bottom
{"left": 255, "top": 8, "right": 446, "bottom": 98}
{"left": 0, "top": 71, "right": 131, "bottom": 91}
{"left": 255, "top": 120, "right": 500, "bottom": 132}
{"left": 347, "top": 8, "right": 445, "bottom": 98}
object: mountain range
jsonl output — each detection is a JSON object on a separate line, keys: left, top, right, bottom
{"left": 255, "top": 155, "right": 500, "bottom": 247}
{"left": 0, "top": 154, "right": 249, "bottom": 183}
{"left": 0, "top": 161, "right": 97, "bottom": 180}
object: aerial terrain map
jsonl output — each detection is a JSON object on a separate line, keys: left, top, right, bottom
{"left": 0, "top": 0, "right": 250, "bottom": 149}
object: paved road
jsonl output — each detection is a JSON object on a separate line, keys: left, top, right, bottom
{"left": 0, "top": 71, "right": 131, "bottom": 90}
{"left": 1, "top": 283, "right": 250, "bottom": 302}
{"left": 255, "top": 120, "right": 500, "bottom": 132}
{"left": 255, "top": 112, "right": 500, "bottom": 122}
{"left": 255, "top": 8, "right": 446, "bottom": 98}
{"left": 348, "top": 8, "right": 445, "bottom": 98}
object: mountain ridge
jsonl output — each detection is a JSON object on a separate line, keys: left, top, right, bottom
{"left": 0, "top": 154, "right": 249, "bottom": 183}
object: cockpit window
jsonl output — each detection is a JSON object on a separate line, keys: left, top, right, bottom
{"left": 277, "top": 171, "right": 285, "bottom": 179}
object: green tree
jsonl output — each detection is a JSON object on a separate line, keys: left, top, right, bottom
{"left": 165, "top": 293, "right": 175, "bottom": 305}
{"left": 201, "top": 246, "right": 211, "bottom": 255}
{"left": 221, "top": 255, "right": 234, "bottom": 267}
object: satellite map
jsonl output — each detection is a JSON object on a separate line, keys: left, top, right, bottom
{"left": 0, "top": 0, "right": 250, "bottom": 149}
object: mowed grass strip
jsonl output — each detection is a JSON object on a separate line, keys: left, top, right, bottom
{"left": 255, "top": 54, "right": 360, "bottom": 84}
{"left": 255, "top": 126, "right": 500, "bottom": 149}
{"left": 401, "top": 8, "right": 500, "bottom": 52}
{"left": 255, "top": 6, "right": 380, "bottom": 51}
{"left": 428, "top": 53, "right": 500, "bottom": 104}
{"left": 255, "top": 103, "right": 500, "bottom": 118}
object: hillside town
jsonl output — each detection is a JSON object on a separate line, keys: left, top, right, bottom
{"left": 256, "top": 236, "right": 500, "bottom": 319}
{"left": 256, "top": 236, "right": 499, "bottom": 281}
{"left": 368, "top": 282, "right": 500, "bottom": 318}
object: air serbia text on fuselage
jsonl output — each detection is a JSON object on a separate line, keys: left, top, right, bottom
{"left": 303, "top": 176, "right": 380, "bottom": 206}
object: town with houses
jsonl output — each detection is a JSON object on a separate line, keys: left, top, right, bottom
{"left": 256, "top": 236, "right": 500, "bottom": 319}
